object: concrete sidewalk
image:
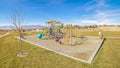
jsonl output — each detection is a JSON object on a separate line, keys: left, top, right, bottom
{"left": 0, "top": 32, "right": 10, "bottom": 38}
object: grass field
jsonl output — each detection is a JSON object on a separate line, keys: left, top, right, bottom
{"left": 81, "top": 31, "right": 120, "bottom": 37}
{"left": 0, "top": 31, "right": 120, "bottom": 68}
{"left": 0, "top": 30, "right": 7, "bottom": 35}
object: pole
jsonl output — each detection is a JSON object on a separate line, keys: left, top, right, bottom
{"left": 19, "top": 31, "right": 23, "bottom": 54}
{"left": 46, "top": 22, "right": 47, "bottom": 36}
{"left": 70, "top": 24, "right": 72, "bottom": 45}
{"left": 77, "top": 26, "right": 79, "bottom": 42}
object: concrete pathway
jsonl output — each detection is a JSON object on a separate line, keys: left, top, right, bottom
{"left": 0, "top": 32, "right": 10, "bottom": 38}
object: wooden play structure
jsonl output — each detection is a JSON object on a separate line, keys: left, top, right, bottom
{"left": 62, "top": 24, "right": 82, "bottom": 45}
{"left": 45, "top": 20, "right": 63, "bottom": 39}
{"left": 38, "top": 20, "right": 86, "bottom": 45}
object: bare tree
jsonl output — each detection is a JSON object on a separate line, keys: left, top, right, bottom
{"left": 10, "top": 9, "right": 27, "bottom": 57}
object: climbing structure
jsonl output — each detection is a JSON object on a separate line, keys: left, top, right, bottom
{"left": 62, "top": 24, "right": 82, "bottom": 45}
{"left": 61, "top": 24, "right": 72, "bottom": 45}
{"left": 45, "top": 20, "right": 63, "bottom": 39}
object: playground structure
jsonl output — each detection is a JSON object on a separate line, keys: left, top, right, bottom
{"left": 38, "top": 20, "right": 86, "bottom": 45}
{"left": 45, "top": 20, "right": 63, "bottom": 39}
{"left": 61, "top": 24, "right": 86, "bottom": 45}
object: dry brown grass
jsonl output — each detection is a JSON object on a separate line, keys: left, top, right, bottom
{"left": 0, "top": 30, "right": 6, "bottom": 35}
{"left": 74, "top": 51, "right": 93, "bottom": 61}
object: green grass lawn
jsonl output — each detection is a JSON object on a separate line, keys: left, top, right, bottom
{"left": 22, "top": 31, "right": 40, "bottom": 36}
{"left": 81, "top": 31, "right": 120, "bottom": 37}
{"left": 0, "top": 32, "right": 120, "bottom": 68}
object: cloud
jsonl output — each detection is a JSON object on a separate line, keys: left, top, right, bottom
{"left": 80, "top": 20, "right": 97, "bottom": 24}
{"left": 80, "top": 19, "right": 118, "bottom": 25}
{"left": 95, "top": 9, "right": 120, "bottom": 20}
{"left": 78, "top": 9, "right": 120, "bottom": 25}
{"left": 83, "top": 0, "right": 95, "bottom": 7}
{"left": 96, "top": 0, "right": 109, "bottom": 7}
{"left": 83, "top": 0, "right": 109, "bottom": 11}
{"left": 69, "top": 12, "right": 108, "bottom": 25}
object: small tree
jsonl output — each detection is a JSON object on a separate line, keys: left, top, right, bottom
{"left": 10, "top": 10, "right": 28, "bottom": 57}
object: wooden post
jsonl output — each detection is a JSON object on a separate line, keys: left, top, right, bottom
{"left": 77, "top": 26, "right": 79, "bottom": 43}
{"left": 46, "top": 22, "right": 47, "bottom": 36}
{"left": 63, "top": 28, "right": 64, "bottom": 41}
{"left": 70, "top": 24, "right": 72, "bottom": 45}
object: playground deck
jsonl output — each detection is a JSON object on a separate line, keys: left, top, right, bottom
{"left": 20, "top": 36, "right": 103, "bottom": 63}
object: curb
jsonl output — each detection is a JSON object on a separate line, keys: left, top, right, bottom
{"left": 88, "top": 37, "right": 105, "bottom": 63}
{"left": 15, "top": 36, "right": 105, "bottom": 64}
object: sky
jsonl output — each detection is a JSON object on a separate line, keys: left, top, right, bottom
{"left": 0, "top": 0, "right": 120, "bottom": 26}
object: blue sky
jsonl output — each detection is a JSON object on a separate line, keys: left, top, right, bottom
{"left": 0, "top": 0, "right": 120, "bottom": 26}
